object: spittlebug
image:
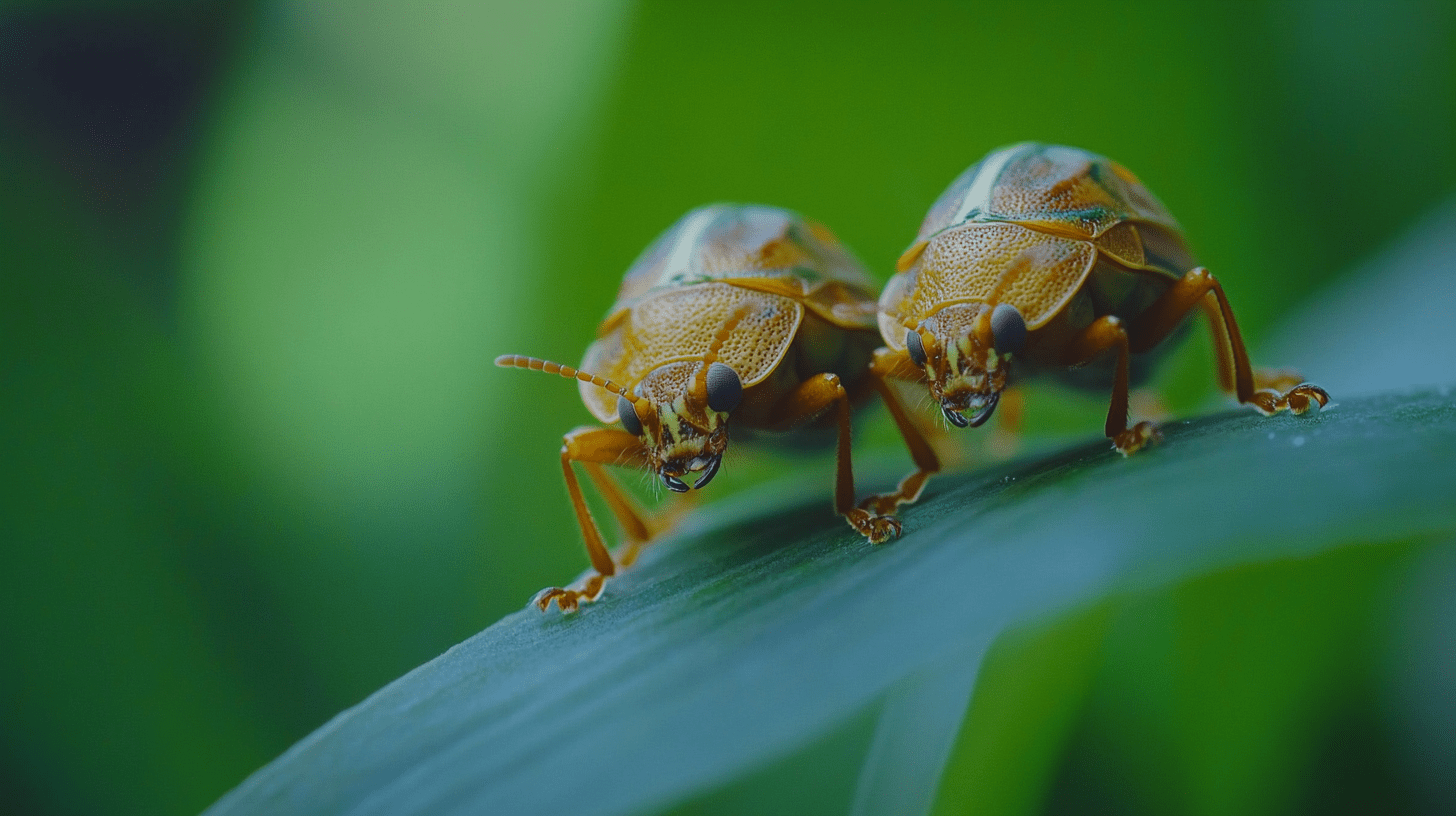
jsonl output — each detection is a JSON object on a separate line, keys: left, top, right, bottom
{"left": 498, "top": 204, "right": 939, "bottom": 611}
{"left": 875, "top": 142, "right": 1329, "bottom": 454}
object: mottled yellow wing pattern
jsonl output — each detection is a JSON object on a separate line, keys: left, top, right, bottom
{"left": 880, "top": 224, "right": 1096, "bottom": 344}
{"left": 884, "top": 144, "right": 1191, "bottom": 347}
{"left": 914, "top": 143, "right": 1181, "bottom": 244}
{"left": 580, "top": 284, "right": 802, "bottom": 422}
{"left": 601, "top": 204, "right": 877, "bottom": 328}
{"left": 987, "top": 145, "right": 1180, "bottom": 238}
{"left": 580, "top": 204, "right": 879, "bottom": 423}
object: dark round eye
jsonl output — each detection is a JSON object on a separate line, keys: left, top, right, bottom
{"left": 705, "top": 362, "right": 742, "bottom": 413}
{"left": 906, "top": 329, "right": 927, "bottom": 367}
{"left": 617, "top": 395, "right": 643, "bottom": 436}
{"left": 990, "top": 303, "right": 1027, "bottom": 356}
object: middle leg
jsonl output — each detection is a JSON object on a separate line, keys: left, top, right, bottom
{"left": 1064, "top": 316, "right": 1159, "bottom": 455}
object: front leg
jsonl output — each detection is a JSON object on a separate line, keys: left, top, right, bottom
{"left": 579, "top": 461, "right": 687, "bottom": 569}
{"left": 767, "top": 372, "right": 902, "bottom": 544}
{"left": 859, "top": 348, "right": 942, "bottom": 516}
{"left": 533, "top": 426, "right": 649, "bottom": 612}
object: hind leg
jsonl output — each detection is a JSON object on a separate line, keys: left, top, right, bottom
{"left": 1129, "top": 267, "right": 1329, "bottom": 415}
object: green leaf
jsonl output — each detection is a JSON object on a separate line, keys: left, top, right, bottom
{"left": 929, "top": 600, "right": 1115, "bottom": 816}
{"left": 206, "top": 390, "right": 1456, "bottom": 816}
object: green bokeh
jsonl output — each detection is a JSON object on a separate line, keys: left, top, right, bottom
{"left": 2, "top": 1, "right": 1453, "bottom": 814}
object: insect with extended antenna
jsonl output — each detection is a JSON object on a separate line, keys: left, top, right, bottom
{"left": 874, "top": 142, "right": 1329, "bottom": 454}
{"left": 499, "top": 204, "right": 939, "bottom": 611}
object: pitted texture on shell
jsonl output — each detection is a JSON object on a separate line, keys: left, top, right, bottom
{"left": 881, "top": 223, "right": 1095, "bottom": 342}
{"left": 916, "top": 156, "right": 990, "bottom": 244}
{"left": 884, "top": 145, "right": 1193, "bottom": 351}
{"left": 582, "top": 204, "right": 879, "bottom": 423}
{"left": 1093, "top": 221, "right": 1146, "bottom": 267}
{"left": 581, "top": 285, "right": 801, "bottom": 423}
{"left": 606, "top": 204, "right": 877, "bottom": 326}
{"left": 922, "top": 304, "right": 985, "bottom": 353}
{"left": 634, "top": 361, "right": 698, "bottom": 406}
{"left": 914, "top": 143, "right": 1181, "bottom": 244}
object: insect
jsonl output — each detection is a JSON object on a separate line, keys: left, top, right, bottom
{"left": 875, "top": 142, "right": 1329, "bottom": 454}
{"left": 498, "top": 204, "right": 939, "bottom": 611}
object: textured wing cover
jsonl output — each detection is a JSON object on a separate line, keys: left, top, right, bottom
{"left": 914, "top": 143, "right": 1181, "bottom": 244}
{"left": 580, "top": 204, "right": 882, "bottom": 423}
{"left": 883, "top": 145, "right": 1189, "bottom": 346}
{"left": 579, "top": 285, "right": 802, "bottom": 423}
{"left": 880, "top": 223, "right": 1096, "bottom": 343}
{"left": 604, "top": 204, "right": 878, "bottom": 326}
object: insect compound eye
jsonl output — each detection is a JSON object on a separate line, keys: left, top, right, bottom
{"left": 990, "top": 303, "right": 1027, "bottom": 356}
{"left": 705, "top": 362, "right": 743, "bottom": 414}
{"left": 617, "top": 395, "right": 644, "bottom": 436}
{"left": 905, "top": 329, "right": 928, "bottom": 367}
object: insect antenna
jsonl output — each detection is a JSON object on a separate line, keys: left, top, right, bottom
{"left": 496, "top": 355, "right": 660, "bottom": 437}
{"left": 495, "top": 355, "right": 635, "bottom": 401}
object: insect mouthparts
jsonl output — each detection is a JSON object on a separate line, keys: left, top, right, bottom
{"left": 941, "top": 393, "right": 1000, "bottom": 428}
{"left": 942, "top": 404, "right": 971, "bottom": 428}
{"left": 967, "top": 393, "right": 1000, "bottom": 428}
{"left": 661, "top": 472, "right": 690, "bottom": 493}
{"left": 693, "top": 455, "right": 722, "bottom": 489}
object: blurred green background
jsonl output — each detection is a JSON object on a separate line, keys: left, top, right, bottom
{"left": 2, "top": 1, "right": 1453, "bottom": 814}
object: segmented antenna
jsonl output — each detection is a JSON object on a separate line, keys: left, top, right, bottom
{"left": 495, "top": 355, "right": 633, "bottom": 398}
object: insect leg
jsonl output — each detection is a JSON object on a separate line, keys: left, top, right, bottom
{"left": 858, "top": 351, "right": 941, "bottom": 516}
{"left": 766, "top": 373, "right": 902, "bottom": 544}
{"left": 1064, "top": 316, "right": 1160, "bottom": 455}
{"left": 1195, "top": 295, "right": 1309, "bottom": 395}
{"left": 535, "top": 426, "right": 649, "bottom": 612}
{"left": 869, "top": 345, "right": 926, "bottom": 383}
{"left": 1196, "top": 294, "right": 1238, "bottom": 395}
{"left": 1128, "top": 268, "right": 1329, "bottom": 415}
{"left": 580, "top": 461, "right": 684, "bottom": 569}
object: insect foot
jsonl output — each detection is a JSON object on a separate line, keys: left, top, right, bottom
{"left": 1113, "top": 421, "right": 1162, "bottom": 457}
{"left": 1249, "top": 384, "right": 1331, "bottom": 416}
{"left": 531, "top": 574, "right": 607, "bottom": 613}
{"left": 857, "top": 493, "right": 902, "bottom": 517}
{"left": 846, "top": 508, "right": 903, "bottom": 545}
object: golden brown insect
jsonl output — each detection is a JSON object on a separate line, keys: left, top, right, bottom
{"left": 876, "top": 143, "right": 1329, "bottom": 454}
{"left": 498, "top": 204, "right": 939, "bottom": 611}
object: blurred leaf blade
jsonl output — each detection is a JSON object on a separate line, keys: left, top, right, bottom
{"left": 4, "top": 3, "right": 1455, "bottom": 815}
{"left": 205, "top": 390, "right": 1456, "bottom": 816}
{"left": 929, "top": 603, "right": 1115, "bottom": 816}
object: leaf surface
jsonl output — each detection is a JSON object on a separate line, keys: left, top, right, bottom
{"left": 207, "top": 390, "right": 1456, "bottom": 816}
